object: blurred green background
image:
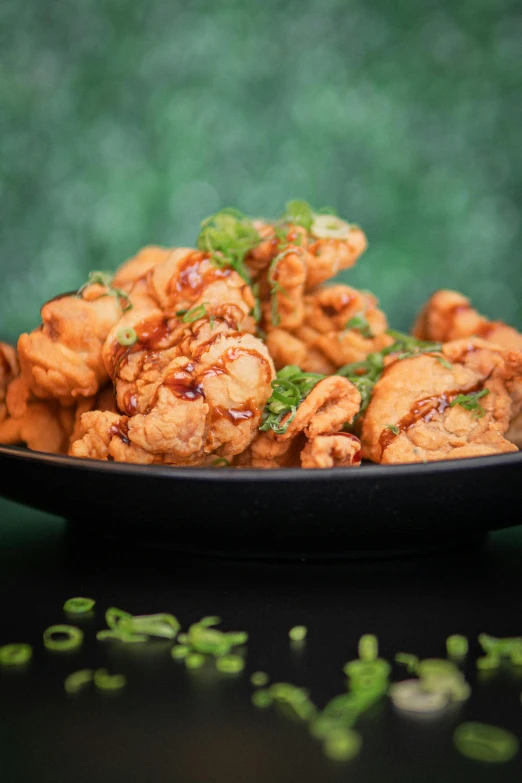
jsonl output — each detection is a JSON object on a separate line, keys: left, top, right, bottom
{"left": 1, "top": 0, "right": 521, "bottom": 343}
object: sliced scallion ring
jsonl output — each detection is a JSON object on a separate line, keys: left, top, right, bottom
{"left": 63, "top": 597, "right": 96, "bottom": 615}
{"left": 94, "top": 668, "right": 127, "bottom": 692}
{"left": 116, "top": 327, "right": 138, "bottom": 347}
{"left": 43, "top": 625, "right": 84, "bottom": 652}
{"left": 64, "top": 669, "right": 94, "bottom": 695}
{"left": 311, "top": 214, "right": 352, "bottom": 240}
{"left": 0, "top": 643, "right": 33, "bottom": 666}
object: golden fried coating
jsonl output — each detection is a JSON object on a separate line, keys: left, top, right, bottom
{"left": 304, "top": 229, "right": 367, "bottom": 291}
{"left": 17, "top": 283, "right": 125, "bottom": 405}
{"left": 243, "top": 376, "right": 361, "bottom": 469}
{"left": 111, "top": 245, "right": 173, "bottom": 291}
{"left": 412, "top": 289, "right": 522, "bottom": 351}
{"left": 259, "top": 248, "right": 307, "bottom": 331}
{"left": 361, "top": 337, "right": 522, "bottom": 464}
{"left": 0, "top": 343, "right": 18, "bottom": 423}
{"left": 72, "top": 331, "right": 274, "bottom": 464}
{"left": 300, "top": 432, "right": 362, "bottom": 468}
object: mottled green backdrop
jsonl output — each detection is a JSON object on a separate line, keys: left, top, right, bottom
{"left": 1, "top": 0, "right": 521, "bottom": 343}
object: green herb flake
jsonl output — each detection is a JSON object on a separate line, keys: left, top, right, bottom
{"left": 453, "top": 722, "right": 519, "bottom": 763}
{"left": 260, "top": 365, "right": 324, "bottom": 434}
{"left": 289, "top": 625, "right": 308, "bottom": 642}
{"left": 0, "top": 643, "right": 33, "bottom": 667}
{"left": 64, "top": 669, "right": 94, "bottom": 695}
{"left": 63, "top": 597, "right": 96, "bottom": 615}
{"left": 345, "top": 313, "right": 373, "bottom": 339}
{"left": 449, "top": 388, "right": 490, "bottom": 418}
{"left": 176, "top": 302, "right": 210, "bottom": 324}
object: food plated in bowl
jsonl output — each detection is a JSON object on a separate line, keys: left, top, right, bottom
{"left": 1, "top": 200, "right": 521, "bottom": 471}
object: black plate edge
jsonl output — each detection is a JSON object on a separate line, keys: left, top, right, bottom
{"left": 0, "top": 443, "right": 520, "bottom": 483}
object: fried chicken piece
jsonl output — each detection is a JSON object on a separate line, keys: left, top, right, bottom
{"left": 17, "top": 283, "right": 126, "bottom": 405}
{"left": 244, "top": 376, "right": 361, "bottom": 468}
{"left": 73, "top": 322, "right": 275, "bottom": 464}
{"left": 412, "top": 289, "right": 522, "bottom": 351}
{"left": 111, "top": 245, "right": 173, "bottom": 291}
{"left": 300, "top": 432, "right": 362, "bottom": 468}
{"left": 299, "top": 285, "right": 393, "bottom": 368}
{"left": 245, "top": 221, "right": 367, "bottom": 293}
{"left": 259, "top": 248, "right": 307, "bottom": 331}
{"left": 264, "top": 328, "right": 336, "bottom": 374}
{"left": 361, "top": 337, "right": 522, "bottom": 464}
{"left": 146, "top": 248, "right": 256, "bottom": 332}
{"left": 0, "top": 343, "right": 18, "bottom": 423}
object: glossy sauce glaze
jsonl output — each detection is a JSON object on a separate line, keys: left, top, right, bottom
{"left": 379, "top": 383, "right": 484, "bottom": 455}
{"left": 169, "top": 253, "right": 232, "bottom": 300}
{"left": 109, "top": 418, "right": 130, "bottom": 446}
{"left": 109, "top": 315, "right": 175, "bottom": 378}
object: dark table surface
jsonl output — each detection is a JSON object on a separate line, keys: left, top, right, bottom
{"left": 1, "top": 497, "right": 521, "bottom": 783}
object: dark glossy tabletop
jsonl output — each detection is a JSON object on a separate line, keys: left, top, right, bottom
{"left": 0, "top": 497, "right": 521, "bottom": 783}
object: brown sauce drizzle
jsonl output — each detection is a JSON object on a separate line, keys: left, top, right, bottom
{"left": 109, "top": 418, "right": 130, "bottom": 445}
{"left": 122, "top": 391, "right": 138, "bottom": 416}
{"left": 214, "top": 403, "right": 256, "bottom": 423}
{"left": 110, "top": 314, "right": 174, "bottom": 377}
{"left": 170, "top": 253, "right": 232, "bottom": 299}
{"left": 379, "top": 382, "right": 484, "bottom": 455}
{"left": 163, "top": 368, "right": 204, "bottom": 401}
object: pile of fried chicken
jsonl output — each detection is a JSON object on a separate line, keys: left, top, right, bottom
{"left": 1, "top": 201, "right": 521, "bottom": 469}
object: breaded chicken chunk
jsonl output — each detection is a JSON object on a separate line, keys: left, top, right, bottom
{"left": 361, "top": 337, "right": 522, "bottom": 464}
{"left": 17, "top": 282, "right": 126, "bottom": 405}
{"left": 412, "top": 289, "right": 522, "bottom": 352}
{"left": 0, "top": 343, "right": 18, "bottom": 423}
{"left": 300, "top": 432, "right": 362, "bottom": 468}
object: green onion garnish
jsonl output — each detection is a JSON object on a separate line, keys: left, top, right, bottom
{"left": 446, "top": 634, "right": 468, "bottom": 659}
{"left": 116, "top": 327, "right": 138, "bottom": 347}
{"left": 64, "top": 669, "right": 94, "bottom": 695}
{"left": 94, "top": 668, "right": 127, "bottom": 693}
{"left": 323, "top": 728, "right": 362, "bottom": 762}
{"left": 453, "top": 722, "right": 519, "bottom": 763}
{"left": 449, "top": 389, "right": 489, "bottom": 418}
{"left": 280, "top": 200, "right": 315, "bottom": 231}
{"left": 99, "top": 607, "right": 180, "bottom": 642}
{"left": 358, "top": 635, "right": 378, "bottom": 662}
{"left": 250, "top": 671, "right": 270, "bottom": 687}
{"left": 78, "top": 271, "right": 133, "bottom": 313}
{"left": 185, "top": 652, "right": 206, "bottom": 670}
{"left": 43, "top": 625, "right": 84, "bottom": 653}
{"left": 0, "top": 643, "right": 33, "bottom": 666}
{"left": 260, "top": 365, "right": 324, "bottom": 435}
{"left": 212, "top": 458, "right": 231, "bottom": 467}
{"left": 171, "top": 644, "right": 190, "bottom": 660}
{"left": 252, "top": 689, "right": 273, "bottom": 708}
{"left": 289, "top": 626, "right": 308, "bottom": 642}
{"left": 176, "top": 302, "right": 210, "bottom": 324}
{"left": 345, "top": 314, "right": 373, "bottom": 339}
{"left": 187, "top": 616, "right": 248, "bottom": 657}
{"left": 63, "top": 597, "right": 96, "bottom": 615}
{"left": 197, "top": 208, "right": 259, "bottom": 286}
{"left": 216, "top": 655, "right": 245, "bottom": 674}
{"left": 394, "top": 652, "right": 419, "bottom": 673}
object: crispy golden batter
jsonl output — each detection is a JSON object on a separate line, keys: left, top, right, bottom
{"left": 412, "top": 289, "right": 522, "bottom": 351}
{"left": 111, "top": 245, "right": 173, "bottom": 291}
{"left": 17, "top": 283, "right": 125, "bottom": 405}
{"left": 300, "top": 432, "right": 362, "bottom": 468}
{"left": 242, "top": 376, "right": 361, "bottom": 469}
{"left": 361, "top": 337, "right": 522, "bottom": 464}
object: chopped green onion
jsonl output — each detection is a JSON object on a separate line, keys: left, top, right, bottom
{"left": 216, "top": 655, "right": 245, "bottom": 674}
{"left": 171, "top": 644, "right": 190, "bottom": 660}
{"left": 389, "top": 679, "right": 449, "bottom": 714}
{"left": 94, "top": 668, "right": 127, "bottom": 692}
{"left": 96, "top": 629, "right": 148, "bottom": 643}
{"left": 64, "top": 669, "right": 94, "bottom": 695}
{"left": 446, "top": 634, "right": 469, "bottom": 659}
{"left": 260, "top": 366, "right": 324, "bottom": 434}
{"left": 281, "top": 200, "right": 315, "bottom": 231}
{"left": 345, "top": 313, "right": 373, "bottom": 339}
{"left": 311, "top": 214, "right": 352, "bottom": 240}
{"left": 197, "top": 208, "right": 259, "bottom": 286}
{"left": 252, "top": 689, "right": 273, "bottom": 708}
{"left": 453, "top": 722, "right": 519, "bottom": 763}
{"left": 185, "top": 652, "right": 206, "bottom": 670}
{"left": 289, "top": 626, "right": 308, "bottom": 642}
{"left": 212, "top": 458, "right": 231, "bottom": 467}
{"left": 43, "top": 625, "right": 84, "bottom": 652}
{"left": 0, "top": 643, "right": 33, "bottom": 666}
{"left": 78, "top": 271, "right": 133, "bottom": 313}
{"left": 477, "top": 654, "right": 501, "bottom": 670}
{"left": 269, "top": 683, "right": 317, "bottom": 721}
{"left": 177, "top": 302, "right": 210, "bottom": 324}
{"left": 323, "top": 728, "right": 362, "bottom": 762}
{"left": 250, "top": 671, "right": 270, "bottom": 687}
{"left": 449, "top": 388, "right": 489, "bottom": 418}
{"left": 63, "top": 597, "right": 96, "bottom": 615}
{"left": 358, "top": 635, "right": 378, "bottom": 662}
{"left": 102, "top": 607, "right": 180, "bottom": 640}
{"left": 187, "top": 617, "right": 247, "bottom": 657}
{"left": 116, "top": 327, "right": 138, "bottom": 347}
{"left": 385, "top": 423, "right": 400, "bottom": 435}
